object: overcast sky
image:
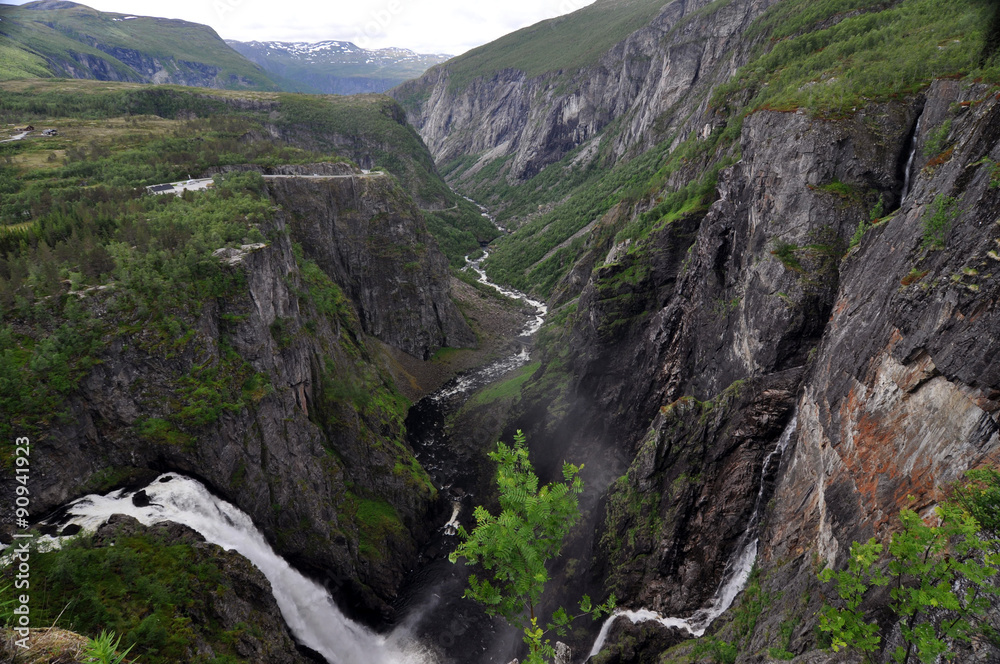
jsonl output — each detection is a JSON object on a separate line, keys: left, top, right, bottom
{"left": 3, "top": 0, "right": 597, "bottom": 55}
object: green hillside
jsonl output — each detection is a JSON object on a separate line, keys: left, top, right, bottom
{"left": 440, "top": 0, "right": 669, "bottom": 90}
{"left": 0, "top": 80, "right": 496, "bottom": 263}
{"left": 0, "top": 1, "right": 276, "bottom": 89}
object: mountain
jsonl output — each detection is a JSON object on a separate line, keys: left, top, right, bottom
{"left": 227, "top": 39, "right": 452, "bottom": 95}
{"left": 0, "top": 0, "right": 277, "bottom": 89}
{"left": 1, "top": 0, "right": 1000, "bottom": 662}
{"left": 397, "top": 0, "right": 1000, "bottom": 660}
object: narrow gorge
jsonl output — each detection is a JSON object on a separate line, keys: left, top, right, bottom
{"left": 2, "top": 0, "right": 1000, "bottom": 663}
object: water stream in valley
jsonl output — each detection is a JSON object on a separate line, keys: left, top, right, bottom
{"left": 587, "top": 413, "right": 799, "bottom": 658}
{"left": 391, "top": 206, "right": 549, "bottom": 663}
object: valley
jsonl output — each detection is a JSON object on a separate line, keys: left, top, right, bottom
{"left": 2, "top": 0, "right": 1000, "bottom": 663}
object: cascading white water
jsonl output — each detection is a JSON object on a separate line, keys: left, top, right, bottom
{"left": 901, "top": 114, "right": 923, "bottom": 202}
{"left": 587, "top": 413, "right": 799, "bottom": 658}
{"left": 442, "top": 501, "right": 462, "bottom": 536}
{"left": 431, "top": 251, "right": 548, "bottom": 403}
{"left": 461, "top": 195, "right": 509, "bottom": 233}
{"left": 467, "top": 251, "right": 548, "bottom": 338}
{"left": 38, "top": 475, "right": 436, "bottom": 664}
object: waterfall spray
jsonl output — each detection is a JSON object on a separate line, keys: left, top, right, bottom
{"left": 901, "top": 113, "right": 923, "bottom": 202}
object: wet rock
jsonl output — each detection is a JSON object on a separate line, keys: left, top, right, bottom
{"left": 131, "top": 489, "right": 151, "bottom": 507}
{"left": 588, "top": 617, "right": 688, "bottom": 664}
{"left": 59, "top": 524, "right": 82, "bottom": 537}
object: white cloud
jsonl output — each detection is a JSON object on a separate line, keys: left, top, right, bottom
{"left": 3, "top": 0, "right": 597, "bottom": 55}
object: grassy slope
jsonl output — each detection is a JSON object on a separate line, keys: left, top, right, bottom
{"left": 440, "top": 0, "right": 668, "bottom": 90}
{"left": 0, "top": 2, "right": 276, "bottom": 89}
{"left": 0, "top": 80, "right": 497, "bottom": 264}
{"left": 476, "top": 0, "right": 1000, "bottom": 297}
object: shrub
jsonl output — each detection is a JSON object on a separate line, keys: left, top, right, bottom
{"left": 83, "top": 630, "right": 138, "bottom": 664}
{"left": 450, "top": 431, "right": 615, "bottom": 662}
{"left": 818, "top": 470, "right": 1000, "bottom": 663}
{"left": 921, "top": 195, "right": 958, "bottom": 250}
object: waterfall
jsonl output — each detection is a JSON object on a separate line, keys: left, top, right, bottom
{"left": 35, "top": 475, "right": 436, "bottom": 664}
{"left": 901, "top": 113, "right": 923, "bottom": 202}
{"left": 587, "top": 413, "right": 799, "bottom": 658}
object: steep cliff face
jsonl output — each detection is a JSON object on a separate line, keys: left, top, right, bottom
{"left": 395, "top": 0, "right": 1000, "bottom": 656}
{"left": 524, "top": 89, "right": 913, "bottom": 636}
{"left": 6, "top": 174, "right": 470, "bottom": 622}
{"left": 752, "top": 80, "right": 1000, "bottom": 652}
{"left": 539, "top": 81, "right": 1000, "bottom": 661}
{"left": 395, "top": 0, "right": 777, "bottom": 184}
{"left": 264, "top": 169, "right": 475, "bottom": 358}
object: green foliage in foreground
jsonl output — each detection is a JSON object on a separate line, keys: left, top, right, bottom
{"left": 691, "top": 636, "right": 738, "bottom": 664}
{"left": 0, "top": 530, "right": 247, "bottom": 664}
{"left": 450, "top": 431, "right": 615, "bottom": 662}
{"left": 921, "top": 195, "right": 959, "bottom": 250}
{"left": 819, "top": 469, "right": 1000, "bottom": 663}
{"left": 83, "top": 630, "right": 138, "bottom": 664}
{"left": 0, "top": 582, "right": 13, "bottom": 627}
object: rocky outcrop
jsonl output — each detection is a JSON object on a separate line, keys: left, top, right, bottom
{"left": 46, "top": 46, "right": 261, "bottom": 89}
{"left": 94, "top": 516, "right": 312, "bottom": 663}
{"left": 598, "top": 371, "right": 799, "bottom": 617}
{"left": 395, "top": 0, "right": 779, "bottom": 184}
{"left": 750, "top": 80, "right": 1000, "bottom": 655}
{"left": 0, "top": 515, "right": 311, "bottom": 664}
{"left": 266, "top": 173, "right": 475, "bottom": 358}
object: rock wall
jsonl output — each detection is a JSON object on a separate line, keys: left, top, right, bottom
{"left": 266, "top": 173, "right": 475, "bottom": 359}
{"left": 395, "top": 0, "right": 779, "bottom": 182}
{"left": 543, "top": 80, "right": 1000, "bottom": 661}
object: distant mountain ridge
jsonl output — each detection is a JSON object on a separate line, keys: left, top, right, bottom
{"left": 0, "top": 0, "right": 277, "bottom": 89}
{"left": 226, "top": 39, "right": 452, "bottom": 95}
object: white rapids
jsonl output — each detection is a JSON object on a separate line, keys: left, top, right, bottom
{"left": 38, "top": 474, "right": 436, "bottom": 664}
{"left": 588, "top": 413, "right": 799, "bottom": 657}
{"left": 431, "top": 251, "right": 547, "bottom": 403}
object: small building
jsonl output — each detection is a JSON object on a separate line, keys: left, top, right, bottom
{"left": 15, "top": 125, "right": 34, "bottom": 132}
{"left": 41, "top": 129, "right": 57, "bottom": 136}
{"left": 147, "top": 184, "right": 175, "bottom": 194}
